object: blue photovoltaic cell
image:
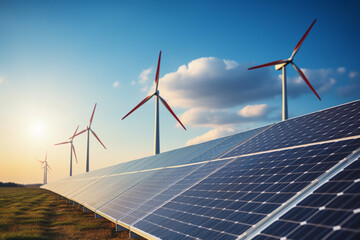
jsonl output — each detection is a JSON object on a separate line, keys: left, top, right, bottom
{"left": 255, "top": 156, "right": 360, "bottom": 239}
{"left": 254, "top": 156, "right": 360, "bottom": 240}
{"left": 133, "top": 138, "right": 360, "bottom": 239}
{"left": 120, "top": 159, "right": 231, "bottom": 226}
{"left": 224, "top": 100, "right": 360, "bottom": 158}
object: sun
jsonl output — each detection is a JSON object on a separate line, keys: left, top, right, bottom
{"left": 29, "top": 121, "right": 46, "bottom": 137}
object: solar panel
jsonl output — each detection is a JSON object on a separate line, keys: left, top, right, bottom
{"left": 223, "top": 100, "right": 360, "bottom": 158}
{"left": 71, "top": 170, "right": 157, "bottom": 210}
{"left": 41, "top": 100, "right": 360, "bottom": 240}
{"left": 254, "top": 156, "right": 360, "bottom": 240}
{"left": 93, "top": 127, "right": 267, "bottom": 227}
{"left": 131, "top": 138, "right": 360, "bottom": 239}
{"left": 185, "top": 126, "right": 268, "bottom": 164}
{"left": 97, "top": 163, "right": 207, "bottom": 225}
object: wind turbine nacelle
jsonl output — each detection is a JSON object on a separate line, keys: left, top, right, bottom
{"left": 275, "top": 62, "right": 288, "bottom": 71}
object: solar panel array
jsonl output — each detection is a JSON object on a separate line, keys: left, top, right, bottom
{"left": 42, "top": 100, "right": 360, "bottom": 239}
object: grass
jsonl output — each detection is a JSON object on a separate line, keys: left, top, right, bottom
{"left": 0, "top": 187, "right": 143, "bottom": 240}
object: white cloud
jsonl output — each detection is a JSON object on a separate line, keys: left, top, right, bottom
{"left": 318, "top": 78, "right": 336, "bottom": 93}
{"left": 238, "top": 104, "right": 269, "bottom": 118}
{"left": 180, "top": 108, "right": 239, "bottom": 128}
{"left": 186, "top": 127, "right": 235, "bottom": 146}
{"left": 349, "top": 71, "right": 358, "bottom": 79}
{"left": 337, "top": 71, "right": 360, "bottom": 97}
{"left": 179, "top": 104, "right": 275, "bottom": 128}
{"left": 139, "top": 67, "right": 152, "bottom": 84}
{"left": 113, "top": 81, "right": 119, "bottom": 87}
{"left": 337, "top": 67, "right": 346, "bottom": 74}
{"left": 160, "top": 57, "right": 279, "bottom": 109}
{"left": 224, "top": 59, "right": 239, "bottom": 70}
{"left": 160, "top": 57, "right": 338, "bottom": 111}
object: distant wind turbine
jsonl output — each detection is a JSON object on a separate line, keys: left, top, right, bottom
{"left": 74, "top": 103, "right": 106, "bottom": 172}
{"left": 122, "top": 51, "right": 186, "bottom": 155}
{"left": 248, "top": 19, "right": 321, "bottom": 121}
{"left": 54, "top": 125, "right": 80, "bottom": 176}
{"left": 38, "top": 153, "right": 51, "bottom": 185}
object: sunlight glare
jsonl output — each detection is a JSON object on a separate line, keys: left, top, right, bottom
{"left": 29, "top": 121, "right": 46, "bottom": 137}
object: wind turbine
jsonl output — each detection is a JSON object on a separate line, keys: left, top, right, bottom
{"left": 74, "top": 103, "right": 106, "bottom": 172}
{"left": 38, "top": 153, "right": 51, "bottom": 185}
{"left": 122, "top": 51, "right": 186, "bottom": 155}
{"left": 54, "top": 125, "right": 80, "bottom": 176}
{"left": 248, "top": 19, "right": 321, "bottom": 121}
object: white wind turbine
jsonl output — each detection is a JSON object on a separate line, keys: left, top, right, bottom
{"left": 122, "top": 51, "right": 186, "bottom": 155}
{"left": 248, "top": 19, "right": 321, "bottom": 121}
{"left": 38, "top": 153, "right": 51, "bottom": 185}
{"left": 54, "top": 125, "right": 80, "bottom": 176}
{"left": 74, "top": 103, "right": 106, "bottom": 172}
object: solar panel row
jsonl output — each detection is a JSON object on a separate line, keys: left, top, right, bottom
{"left": 132, "top": 139, "right": 360, "bottom": 240}
{"left": 44, "top": 125, "right": 266, "bottom": 210}
{"left": 42, "top": 100, "right": 360, "bottom": 239}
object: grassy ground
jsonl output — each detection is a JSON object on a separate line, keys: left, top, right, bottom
{"left": 0, "top": 187, "right": 143, "bottom": 240}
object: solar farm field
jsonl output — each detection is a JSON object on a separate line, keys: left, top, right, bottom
{"left": 0, "top": 187, "right": 142, "bottom": 240}
{"left": 43, "top": 100, "right": 360, "bottom": 239}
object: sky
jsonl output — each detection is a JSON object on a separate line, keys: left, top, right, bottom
{"left": 0, "top": 0, "right": 359, "bottom": 184}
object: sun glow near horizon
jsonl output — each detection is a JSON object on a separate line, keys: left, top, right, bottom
{"left": 29, "top": 121, "right": 47, "bottom": 138}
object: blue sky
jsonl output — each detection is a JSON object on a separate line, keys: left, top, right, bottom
{"left": 0, "top": 0, "right": 359, "bottom": 183}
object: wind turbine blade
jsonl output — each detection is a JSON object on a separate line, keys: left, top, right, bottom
{"left": 90, "top": 129, "right": 106, "bottom": 149}
{"left": 122, "top": 93, "right": 155, "bottom": 120}
{"left": 155, "top": 50, "right": 162, "bottom": 91}
{"left": 45, "top": 152, "right": 47, "bottom": 161}
{"left": 248, "top": 59, "right": 288, "bottom": 70}
{"left": 72, "top": 145, "right": 78, "bottom": 163}
{"left": 72, "top": 128, "right": 88, "bottom": 138}
{"left": 291, "top": 62, "right": 321, "bottom": 101}
{"left": 47, "top": 164, "right": 52, "bottom": 172}
{"left": 54, "top": 141, "right": 70, "bottom": 146}
{"left": 38, "top": 160, "right": 45, "bottom": 164}
{"left": 71, "top": 125, "right": 80, "bottom": 139}
{"left": 89, "top": 103, "right": 97, "bottom": 127}
{"left": 159, "top": 96, "right": 187, "bottom": 130}
{"left": 291, "top": 19, "right": 317, "bottom": 59}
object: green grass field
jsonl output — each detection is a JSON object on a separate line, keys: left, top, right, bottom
{"left": 0, "top": 187, "right": 142, "bottom": 240}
